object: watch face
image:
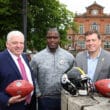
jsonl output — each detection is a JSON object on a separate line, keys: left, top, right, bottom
{"left": 91, "top": 9, "right": 98, "bottom": 15}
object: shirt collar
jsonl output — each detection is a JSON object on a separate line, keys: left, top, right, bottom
{"left": 7, "top": 49, "right": 22, "bottom": 60}
{"left": 86, "top": 48, "right": 101, "bottom": 59}
{"left": 46, "top": 45, "right": 60, "bottom": 53}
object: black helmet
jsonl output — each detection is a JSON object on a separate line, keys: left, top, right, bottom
{"left": 61, "top": 67, "right": 92, "bottom": 96}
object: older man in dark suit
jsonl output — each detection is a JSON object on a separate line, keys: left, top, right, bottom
{"left": 0, "top": 31, "right": 36, "bottom": 110}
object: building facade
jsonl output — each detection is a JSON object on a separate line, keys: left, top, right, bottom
{"left": 67, "top": 1, "right": 110, "bottom": 52}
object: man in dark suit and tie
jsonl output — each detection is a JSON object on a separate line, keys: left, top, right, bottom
{"left": 0, "top": 30, "right": 36, "bottom": 110}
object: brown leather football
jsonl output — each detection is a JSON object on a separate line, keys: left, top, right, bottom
{"left": 5, "top": 80, "right": 34, "bottom": 97}
{"left": 95, "top": 79, "right": 110, "bottom": 97}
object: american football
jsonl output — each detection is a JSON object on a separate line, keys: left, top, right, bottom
{"left": 5, "top": 80, "right": 34, "bottom": 97}
{"left": 95, "top": 79, "right": 110, "bottom": 97}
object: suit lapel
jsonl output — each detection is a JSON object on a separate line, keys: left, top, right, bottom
{"left": 83, "top": 51, "right": 88, "bottom": 75}
{"left": 6, "top": 50, "right": 22, "bottom": 78}
{"left": 6, "top": 50, "right": 34, "bottom": 84}
{"left": 93, "top": 50, "right": 105, "bottom": 82}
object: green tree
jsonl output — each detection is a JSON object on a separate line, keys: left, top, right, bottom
{"left": 27, "top": 0, "right": 77, "bottom": 51}
{"left": 0, "top": 0, "right": 23, "bottom": 36}
{"left": 0, "top": 0, "right": 78, "bottom": 51}
{"left": 0, "top": 0, "right": 23, "bottom": 50}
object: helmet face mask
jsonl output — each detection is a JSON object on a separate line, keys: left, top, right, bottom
{"left": 61, "top": 67, "right": 92, "bottom": 96}
{"left": 62, "top": 81, "right": 77, "bottom": 95}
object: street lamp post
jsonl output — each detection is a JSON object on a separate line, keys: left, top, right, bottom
{"left": 23, "top": 0, "right": 27, "bottom": 52}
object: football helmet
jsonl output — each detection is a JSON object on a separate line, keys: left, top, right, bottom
{"left": 61, "top": 67, "right": 93, "bottom": 96}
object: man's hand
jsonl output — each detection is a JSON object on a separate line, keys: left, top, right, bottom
{"left": 8, "top": 95, "right": 26, "bottom": 105}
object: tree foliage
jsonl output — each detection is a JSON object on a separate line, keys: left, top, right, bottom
{"left": 27, "top": 0, "right": 76, "bottom": 51}
{"left": 0, "top": 0, "right": 23, "bottom": 36}
{"left": 0, "top": 0, "right": 23, "bottom": 50}
{"left": 0, "top": 0, "right": 78, "bottom": 51}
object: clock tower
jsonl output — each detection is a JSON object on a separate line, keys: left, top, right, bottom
{"left": 67, "top": 1, "right": 110, "bottom": 51}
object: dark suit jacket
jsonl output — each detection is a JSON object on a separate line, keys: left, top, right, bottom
{"left": 75, "top": 49, "right": 110, "bottom": 82}
{"left": 0, "top": 50, "right": 36, "bottom": 110}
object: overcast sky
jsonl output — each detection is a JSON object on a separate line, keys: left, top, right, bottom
{"left": 59, "top": 0, "right": 110, "bottom": 14}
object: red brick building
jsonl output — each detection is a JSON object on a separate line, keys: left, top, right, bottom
{"left": 67, "top": 1, "right": 110, "bottom": 52}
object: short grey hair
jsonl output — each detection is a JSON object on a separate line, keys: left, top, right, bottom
{"left": 7, "top": 30, "right": 25, "bottom": 42}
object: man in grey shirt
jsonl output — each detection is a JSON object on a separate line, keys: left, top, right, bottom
{"left": 30, "top": 27, "right": 75, "bottom": 110}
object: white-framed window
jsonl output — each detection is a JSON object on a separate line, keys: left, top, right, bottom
{"left": 105, "top": 24, "right": 110, "bottom": 34}
{"left": 91, "top": 22, "right": 99, "bottom": 31}
{"left": 104, "top": 41, "right": 110, "bottom": 48}
{"left": 77, "top": 40, "right": 85, "bottom": 49}
{"left": 79, "top": 24, "right": 84, "bottom": 34}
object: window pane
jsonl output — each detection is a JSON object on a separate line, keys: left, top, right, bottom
{"left": 91, "top": 22, "right": 98, "bottom": 31}
{"left": 104, "top": 41, "right": 110, "bottom": 48}
{"left": 79, "top": 25, "right": 84, "bottom": 34}
{"left": 105, "top": 24, "right": 110, "bottom": 34}
{"left": 77, "top": 41, "right": 85, "bottom": 49}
